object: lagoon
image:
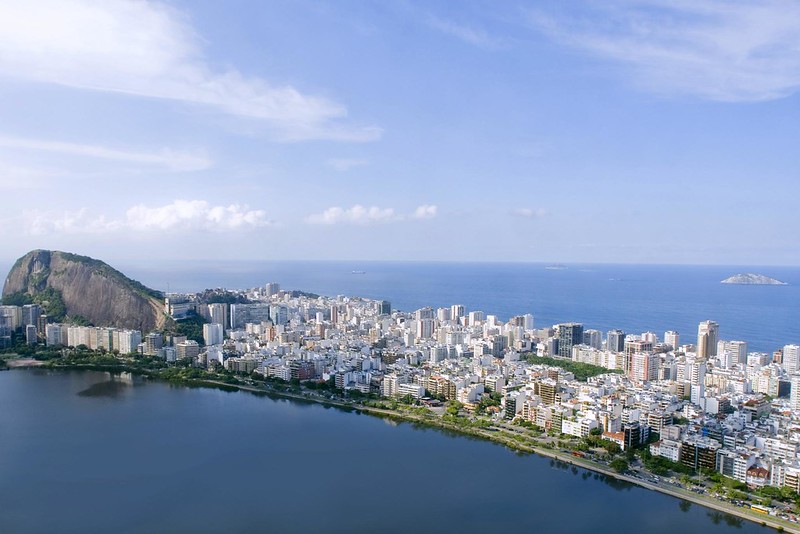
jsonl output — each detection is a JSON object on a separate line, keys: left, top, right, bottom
{"left": 0, "top": 369, "right": 771, "bottom": 533}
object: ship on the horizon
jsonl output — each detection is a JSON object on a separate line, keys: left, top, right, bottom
{"left": 351, "top": 270, "right": 366, "bottom": 275}
{"left": 545, "top": 264, "right": 567, "bottom": 270}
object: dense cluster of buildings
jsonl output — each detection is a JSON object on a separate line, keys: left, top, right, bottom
{"left": 1, "top": 303, "right": 49, "bottom": 348}
{"left": 5, "top": 284, "right": 800, "bottom": 495}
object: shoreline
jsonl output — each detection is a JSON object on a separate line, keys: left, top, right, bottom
{"left": 10, "top": 361, "right": 798, "bottom": 533}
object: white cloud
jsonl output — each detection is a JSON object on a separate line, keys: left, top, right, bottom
{"left": 411, "top": 204, "right": 438, "bottom": 219}
{"left": 306, "top": 205, "right": 397, "bottom": 225}
{"left": 26, "top": 208, "right": 120, "bottom": 236}
{"left": 426, "top": 16, "right": 506, "bottom": 49}
{"left": 0, "top": 0, "right": 380, "bottom": 141}
{"left": 306, "top": 204, "right": 438, "bottom": 225}
{"left": 511, "top": 207, "right": 547, "bottom": 218}
{"left": 0, "top": 135, "right": 211, "bottom": 172}
{"left": 24, "top": 200, "right": 272, "bottom": 235}
{"left": 327, "top": 158, "right": 368, "bottom": 172}
{"left": 529, "top": 1, "right": 800, "bottom": 101}
{"left": 126, "top": 200, "right": 272, "bottom": 231}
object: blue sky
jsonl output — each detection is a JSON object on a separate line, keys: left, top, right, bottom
{"left": 1, "top": 0, "right": 799, "bottom": 265}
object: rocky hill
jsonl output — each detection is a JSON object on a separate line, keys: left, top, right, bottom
{"left": 2, "top": 250, "right": 166, "bottom": 332}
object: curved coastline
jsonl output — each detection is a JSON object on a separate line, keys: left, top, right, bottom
{"left": 9, "top": 360, "right": 796, "bottom": 533}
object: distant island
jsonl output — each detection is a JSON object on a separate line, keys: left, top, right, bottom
{"left": 721, "top": 273, "right": 787, "bottom": 286}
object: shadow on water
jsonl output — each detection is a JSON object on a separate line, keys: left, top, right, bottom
{"left": 707, "top": 511, "right": 744, "bottom": 529}
{"left": 590, "top": 472, "right": 633, "bottom": 492}
{"left": 77, "top": 377, "right": 133, "bottom": 398}
{"left": 679, "top": 500, "right": 693, "bottom": 513}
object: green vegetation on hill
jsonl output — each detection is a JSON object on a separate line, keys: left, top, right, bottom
{"left": 34, "top": 287, "right": 66, "bottom": 321}
{"left": 165, "top": 313, "right": 207, "bottom": 345}
{"left": 2, "top": 287, "right": 67, "bottom": 321}
{"left": 197, "top": 289, "right": 250, "bottom": 304}
{"left": 289, "top": 290, "right": 320, "bottom": 299}
{"left": 521, "top": 355, "right": 623, "bottom": 381}
{"left": 2, "top": 291, "right": 33, "bottom": 306}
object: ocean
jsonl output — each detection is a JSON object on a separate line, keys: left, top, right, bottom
{"left": 117, "top": 261, "right": 800, "bottom": 353}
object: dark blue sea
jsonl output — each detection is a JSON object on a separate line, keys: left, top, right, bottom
{"left": 119, "top": 261, "right": 800, "bottom": 353}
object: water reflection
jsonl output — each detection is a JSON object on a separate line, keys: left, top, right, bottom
{"left": 77, "top": 373, "right": 135, "bottom": 398}
{"left": 707, "top": 511, "right": 743, "bottom": 529}
{"left": 594, "top": 473, "right": 633, "bottom": 492}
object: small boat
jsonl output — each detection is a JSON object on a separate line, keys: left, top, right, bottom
{"left": 351, "top": 270, "right": 366, "bottom": 274}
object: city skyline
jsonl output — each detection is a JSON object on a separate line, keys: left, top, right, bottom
{"left": 1, "top": 1, "right": 799, "bottom": 266}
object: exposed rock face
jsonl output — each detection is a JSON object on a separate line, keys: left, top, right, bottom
{"left": 721, "top": 273, "right": 788, "bottom": 286}
{"left": 2, "top": 250, "right": 165, "bottom": 332}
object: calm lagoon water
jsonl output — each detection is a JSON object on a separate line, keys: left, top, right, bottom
{"left": 0, "top": 369, "right": 772, "bottom": 533}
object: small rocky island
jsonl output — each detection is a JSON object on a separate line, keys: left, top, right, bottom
{"left": 721, "top": 273, "right": 788, "bottom": 286}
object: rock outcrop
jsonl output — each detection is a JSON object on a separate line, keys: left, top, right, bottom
{"left": 2, "top": 250, "right": 166, "bottom": 332}
{"left": 721, "top": 273, "right": 788, "bottom": 286}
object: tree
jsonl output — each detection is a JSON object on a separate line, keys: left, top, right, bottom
{"left": 610, "top": 458, "right": 629, "bottom": 473}
{"left": 446, "top": 400, "right": 463, "bottom": 416}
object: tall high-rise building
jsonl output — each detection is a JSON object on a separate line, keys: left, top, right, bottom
{"left": 630, "top": 352, "right": 660, "bottom": 383}
{"left": 791, "top": 374, "right": 800, "bottom": 412}
{"left": 624, "top": 337, "right": 652, "bottom": 356}
{"left": 0, "top": 305, "right": 22, "bottom": 331}
{"left": 583, "top": 329, "right": 603, "bottom": 350}
{"left": 22, "top": 304, "right": 42, "bottom": 327}
{"left": 416, "top": 307, "right": 434, "bottom": 321}
{"left": 203, "top": 323, "right": 224, "bottom": 346}
{"left": 523, "top": 314, "right": 534, "bottom": 331}
{"left": 45, "top": 323, "right": 64, "bottom": 346}
{"left": 451, "top": 305, "right": 465, "bottom": 320}
{"left": 117, "top": 330, "right": 142, "bottom": 354}
{"left": 664, "top": 331, "right": 680, "bottom": 350}
{"left": 265, "top": 282, "right": 280, "bottom": 297}
{"left": 176, "top": 340, "right": 200, "bottom": 360}
{"left": 468, "top": 311, "right": 485, "bottom": 325}
{"left": 270, "top": 305, "right": 288, "bottom": 326}
{"left": 416, "top": 318, "right": 434, "bottom": 339}
{"left": 25, "top": 324, "right": 37, "bottom": 345}
{"left": 378, "top": 301, "right": 391, "bottom": 315}
{"left": 697, "top": 321, "right": 719, "bottom": 358}
{"left": 207, "top": 303, "right": 228, "bottom": 328}
{"left": 436, "top": 307, "right": 451, "bottom": 322}
{"left": 718, "top": 340, "right": 748, "bottom": 365}
{"left": 607, "top": 330, "right": 626, "bottom": 352}
{"left": 641, "top": 332, "right": 658, "bottom": 344}
{"left": 556, "top": 323, "right": 583, "bottom": 359}
{"left": 144, "top": 332, "right": 164, "bottom": 355}
{"left": 783, "top": 345, "right": 800, "bottom": 375}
